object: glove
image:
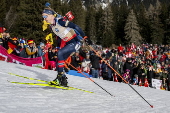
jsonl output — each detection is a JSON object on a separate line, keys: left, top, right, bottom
{"left": 84, "top": 36, "right": 92, "bottom": 45}
{"left": 84, "top": 36, "right": 88, "bottom": 39}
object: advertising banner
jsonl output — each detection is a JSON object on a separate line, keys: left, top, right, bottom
{"left": 0, "top": 46, "right": 43, "bottom": 67}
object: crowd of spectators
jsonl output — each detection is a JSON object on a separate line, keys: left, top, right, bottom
{"left": 0, "top": 32, "right": 49, "bottom": 58}
{"left": 0, "top": 32, "right": 170, "bottom": 91}
{"left": 67, "top": 43, "right": 170, "bottom": 91}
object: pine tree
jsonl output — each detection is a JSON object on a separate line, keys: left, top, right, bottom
{"left": 124, "top": 9, "right": 142, "bottom": 45}
{"left": 160, "top": 3, "right": 170, "bottom": 44}
{"left": 147, "top": 0, "right": 164, "bottom": 44}
{"left": 13, "top": 0, "right": 46, "bottom": 42}
{"left": 12, "top": 0, "right": 28, "bottom": 38}
{"left": 164, "top": 4, "right": 170, "bottom": 44}
{"left": 68, "top": 0, "right": 86, "bottom": 30}
{"left": 131, "top": 3, "right": 137, "bottom": 15}
{"left": 85, "top": 6, "right": 96, "bottom": 42}
{"left": 96, "top": 6, "right": 104, "bottom": 44}
{"left": 115, "top": 4, "right": 129, "bottom": 45}
{"left": 111, "top": 5, "right": 120, "bottom": 44}
{"left": 0, "top": 0, "right": 6, "bottom": 25}
{"left": 52, "top": 0, "right": 62, "bottom": 15}
{"left": 99, "top": 3, "right": 115, "bottom": 47}
{"left": 137, "top": 3, "right": 151, "bottom": 43}
{"left": 60, "top": 1, "right": 70, "bottom": 15}
{"left": 31, "top": 0, "right": 48, "bottom": 43}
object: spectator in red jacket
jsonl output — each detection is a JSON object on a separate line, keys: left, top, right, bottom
{"left": 160, "top": 52, "right": 167, "bottom": 63}
{"left": 117, "top": 44, "right": 124, "bottom": 56}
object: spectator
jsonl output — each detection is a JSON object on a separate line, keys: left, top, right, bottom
{"left": 123, "top": 58, "right": 133, "bottom": 83}
{"left": 2, "top": 32, "right": 10, "bottom": 49}
{"left": 112, "top": 61, "right": 119, "bottom": 81}
{"left": 154, "top": 63, "right": 162, "bottom": 79}
{"left": 48, "top": 47, "right": 57, "bottom": 70}
{"left": 37, "top": 42, "right": 46, "bottom": 57}
{"left": 101, "top": 58, "right": 108, "bottom": 80}
{"left": 70, "top": 51, "right": 82, "bottom": 70}
{"left": 137, "top": 64, "right": 147, "bottom": 85}
{"left": 147, "top": 65, "right": 154, "bottom": 87}
{"left": 15, "top": 40, "right": 27, "bottom": 58}
{"left": 25, "top": 39, "right": 38, "bottom": 58}
{"left": 159, "top": 52, "right": 167, "bottom": 63}
{"left": 166, "top": 50, "right": 170, "bottom": 59}
{"left": 132, "top": 61, "right": 139, "bottom": 84}
{"left": 7, "top": 37, "right": 19, "bottom": 55}
{"left": 166, "top": 50, "right": 170, "bottom": 63}
{"left": 161, "top": 68, "right": 168, "bottom": 89}
{"left": 145, "top": 48, "right": 153, "bottom": 60}
{"left": 90, "top": 51, "right": 101, "bottom": 78}
{"left": 107, "top": 59, "right": 113, "bottom": 81}
{"left": 111, "top": 52, "right": 118, "bottom": 64}
{"left": 81, "top": 53, "right": 91, "bottom": 73}
{"left": 122, "top": 69, "right": 131, "bottom": 83}
{"left": 117, "top": 44, "right": 124, "bottom": 56}
{"left": 130, "top": 42, "right": 136, "bottom": 51}
{"left": 152, "top": 48, "right": 158, "bottom": 57}
{"left": 117, "top": 57, "right": 124, "bottom": 82}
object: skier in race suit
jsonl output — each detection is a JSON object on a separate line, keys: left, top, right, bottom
{"left": 42, "top": 8, "right": 91, "bottom": 86}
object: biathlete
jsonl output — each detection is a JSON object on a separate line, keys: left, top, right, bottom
{"left": 42, "top": 8, "right": 91, "bottom": 86}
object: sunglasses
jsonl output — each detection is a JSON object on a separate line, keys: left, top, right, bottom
{"left": 42, "top": 15, "right": 48, "bottom": 19}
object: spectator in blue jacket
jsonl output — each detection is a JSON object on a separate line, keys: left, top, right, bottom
{"left": 37, "top": 42, "right": 46, "bottom": 57}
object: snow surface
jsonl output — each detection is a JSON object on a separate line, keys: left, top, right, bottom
{"left": 0, "top": 61, "right": 170, "bottom": 113}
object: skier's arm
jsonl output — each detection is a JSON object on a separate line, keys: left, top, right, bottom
{"left": 58, "top": 19, "right": 85, "bottom": 37}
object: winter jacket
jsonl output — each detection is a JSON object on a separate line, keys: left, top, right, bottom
{"left": 37, "top": 46, "right": 45, "bottom": 57}
{"left": 90, "top": 54, "right": 101, "bottom": 69}
{"left": 25, "top": 46, "right": 37, "bottom": 58}
{"left": 48, "top": 51, "right": 57, "bottom": 61}
{"left": 70, "top": 55, "right": 81, "bottom": 69}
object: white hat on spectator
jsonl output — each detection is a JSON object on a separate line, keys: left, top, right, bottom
{"left": 40, "top": 43, "right": 45, "bottom": 47}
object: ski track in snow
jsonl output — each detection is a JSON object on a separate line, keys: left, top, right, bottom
{"left": 0, "top": 61, "right": 170, "bottom": 113}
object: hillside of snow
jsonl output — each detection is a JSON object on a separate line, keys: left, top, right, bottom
{"left": 0, "top": 61, "right": 170, "bottom": 113}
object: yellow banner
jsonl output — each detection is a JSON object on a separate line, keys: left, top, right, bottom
{"left": 45, "top": 33, "right": 53, "bottom": 45}
{"left": 42, "top": 20, "right": 50, "bottom": 31}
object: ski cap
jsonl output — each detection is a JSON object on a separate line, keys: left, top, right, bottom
{"left": 27, "top": 39, "right": 34, "bottom": 44}
{"left": 42, "top": 9, "right": 55, "bottom": 15}
{"left": 12, "top": 37, "right": 18, "bottom": 41}
{"left": 126, "top": 69, "right": 130, "bottom": 72}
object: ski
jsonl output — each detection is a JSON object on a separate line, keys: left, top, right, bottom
{"left": 7, "top": 80, "right": 73, "bottom": 90}
{"left": 8, "top": 73, "right": 94, "bottom": 93}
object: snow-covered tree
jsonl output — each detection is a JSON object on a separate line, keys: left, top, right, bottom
{"left": 124, "top": 9, "right": 142, "bottom": 45}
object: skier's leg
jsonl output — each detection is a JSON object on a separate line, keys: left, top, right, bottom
{"left": 52, "top": 42, "right": 80, "bottom": 86}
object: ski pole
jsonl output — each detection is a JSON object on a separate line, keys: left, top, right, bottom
{"left": 65, "top": 62, "right": 114, "bottom": 96}
{"left": 88, "top": 45, "right": 128, "bottom": 83}
{"left": 87, "top": 44, "right": 153, "bottom": 108}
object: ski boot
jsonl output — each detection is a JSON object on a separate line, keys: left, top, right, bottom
{"left": 48, "top": 72, "right": 68, "bottom": 86}
{"left": 48, "top": 72, "right": 63, "bottom": 86}
{"left": 61, "top": 76, "right": 68, "bottom": 87}
{"left": 48, "top": 78, "right": 60, "bottom": 86}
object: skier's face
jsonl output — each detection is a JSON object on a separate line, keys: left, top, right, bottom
{"left": 42, "top": 13, "right": 55, "bottom": 24}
